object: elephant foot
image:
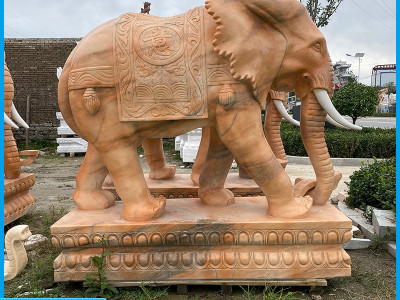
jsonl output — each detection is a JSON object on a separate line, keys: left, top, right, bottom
{"left": 122, "top": 196, "right": 166, "bottom": 221}
{"left": 199, "top": 188, "right": 235, "bottom": 206}
{"left": 190, "top": 172, "right": 200, "bottom": 186}
{"left": 267, "top": 196, "right": 312, "bottom": 219}
{"left": 73, "top": 189, "right": 116, "bottom": 210}
{"left": 149, "top": 165, "right": 176, "bottom": 180}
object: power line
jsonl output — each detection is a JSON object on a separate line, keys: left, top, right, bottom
{"left": 351, "top": 0, "right": 395, "bottom": 31}
{"left": 380, "top": 0, "right": 396, "bottom": 16}
{"left": 4, "top": 25, "right": 28, "bottom": 38}
{"left": 5, "top": 9, "right": 55, "bottom": 37}
{"left": 374, "top": 0, "right": 396, "bottom": 18}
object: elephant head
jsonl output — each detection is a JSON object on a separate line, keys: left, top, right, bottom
{"left": 205, "top": 0, "right": 360, "bottom": 205}
{"left": 4, "top": 55, "right": 36, "bottom": 179}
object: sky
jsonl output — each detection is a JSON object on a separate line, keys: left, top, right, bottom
{"left": 4, "top": 0, "right": 397, "bottom": 85}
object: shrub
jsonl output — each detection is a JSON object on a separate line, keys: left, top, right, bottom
{"left": 332, "top": 82, "right": 379, "bottom": 124}
{"left": 280, "top": 122, "right": 395, "bottom": 158}
{"left": 344, "top": 158, "right": 396, "bottom": 213}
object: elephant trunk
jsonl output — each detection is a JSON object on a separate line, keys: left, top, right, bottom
{"left": 265, "top": 91, "right": 288, "bottom": 168}
{"left": 4, "top": 61, "right": 21, "bottom": 179}
{"left": 300, "top": 90, "right": 335, "bottom": 205}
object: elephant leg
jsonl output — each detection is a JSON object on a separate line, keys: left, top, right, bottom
{"left": 73, "top": 142, "right": 116, "bottom": 210}
{"left": 142, "top": 138, "right": 176, "bottom": 180}
{"left": 215, "top": 100, "right": 312, "bottom": 219}
{"left": 191, "top": 127, "right": 210, "bottom": 186}
{"left": 198, "top": 127, "right": 235, "bottom": 206}
{"left": 238, "top": 162, "right": 252, "bottom": 179}
{"left": 100, "top": 141, "right": 165, "bottom": 221}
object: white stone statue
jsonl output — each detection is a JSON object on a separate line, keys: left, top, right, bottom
{"left": 4, "top": 225, "right": 32, "bottom": 281}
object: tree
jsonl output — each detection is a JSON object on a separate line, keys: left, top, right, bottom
{"left": 332, "top": 82, "right": 379, "bottom": 124}
{"left": 300, "top": 0, "right": 344, "bottom": 27}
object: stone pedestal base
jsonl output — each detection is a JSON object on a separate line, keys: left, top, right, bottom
{"left": 4, "top": 173, "right": 36, "bottom": 225}
{"left": 103, "top": 173, "right": 263, "bottom": 199}
{"left": 51, "top": 197, "right": 352, "bottom": 284}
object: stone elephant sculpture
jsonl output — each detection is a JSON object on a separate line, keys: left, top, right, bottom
{"left": 58, "top": 0, "right": 360, "bottom": 221}
{"left": 4, "top": 55, "right": 37, "bottom": 179}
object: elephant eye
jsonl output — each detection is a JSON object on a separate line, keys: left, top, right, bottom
{"left": 312, "top": 41, "right": 323, "bottom": 53}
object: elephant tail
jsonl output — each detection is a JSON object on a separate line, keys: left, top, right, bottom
{"left": 57, "top": 54, "right": 84, "bottom": 139}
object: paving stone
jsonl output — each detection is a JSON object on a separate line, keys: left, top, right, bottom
{"left": 336, "top": 192, "right": 348, "bottom": 202}
{"left": 351, "top": 225, "right": 362, "bottom": 238}
{"left": 358, "top": 222, "right": 376, "bottom": 241}
{"left": 384, "top": 242, "right": 396, "bottom": 258}
{"left": 343, "top": 238, "right": 372, "bottom": 250}
{"left": 372, "top": 209, "right": 396, "bottom": 239}
{"left": 24, "top": 234, "right": 49, "bottom": 251}
{"left": 337, "top": 201, "right": 364, "bottom": 226}
{"left": 337, "top": 201, "right": 376, "bottom": 240}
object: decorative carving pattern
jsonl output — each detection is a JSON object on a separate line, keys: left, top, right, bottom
{"left": 218, "top": 84, "right": 236, "bottom": 109}
{"left": 4, "top": 174, "right": 36, "bottom": 225}
{"left": 207, "top": 64, "right": 238, "bottom": 86}
{"left": 68, "top": 66, "right": 114, "bottom": 90}
{"left": 51, "top": 228, "right": 352, "bottom": 249}
{"left": 165, "top": 60, "right": 186, "bottom": 76}
{"left": 83, "top": 88, "right": 100, "bottom": 115}
{"left": 53, "top": 248, "right": 351, "bottom": 273}
{"left": 136, "top": 58, "right": 157, "bottom": 77}
{"left": 114, "top": 7, "right": 207, "bottom": 121}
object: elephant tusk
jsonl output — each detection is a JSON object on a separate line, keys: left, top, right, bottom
{"left": 11, "top": 103, "right": 29, "bottom": 129}
{"left": 273, "top": 100, "right": 300, "bottom": 127}
{"left": 313, "top": 89, "right": 362, "bottom": 130}
{"left": 4, "top": 113, "right": 19, "bottom": 129}
{"left": 57, "top": 67, "right": 63, "bottom": 80}
{"left": 326, "top": 115, "right": 349, "bottom": 129}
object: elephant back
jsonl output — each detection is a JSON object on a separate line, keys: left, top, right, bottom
{"left": 68, "top": 7, "right": 209, "bottom": 122}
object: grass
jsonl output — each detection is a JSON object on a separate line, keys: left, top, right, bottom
{"left": 240, "top": 285, "right": 303, "bottom": 300}
{"left": 17, "top": 138, "right": 58, "bottom": 151}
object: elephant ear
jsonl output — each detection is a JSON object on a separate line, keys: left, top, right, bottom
{"left": 205, "top": 0, "right": 305, "bottom": 106}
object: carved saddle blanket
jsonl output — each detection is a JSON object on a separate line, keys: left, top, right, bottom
{"left": 114, "top": 7, "right": 208, "bottom": 121}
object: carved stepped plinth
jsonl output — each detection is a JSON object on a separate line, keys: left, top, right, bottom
{"left": 51, "top": 197, "right": 352, "bottom": 284}
{"left": 103, "top": 173, "right": 263, "bottom": 199}
{"left": 4, "top": 173, "right": 36, "bottom": 225}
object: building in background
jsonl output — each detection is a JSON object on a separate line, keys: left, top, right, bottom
{"left": 333, "top": 61, "right": 356, "bottom": 89}
{"left": 371, "top": 64, "right": 396, "bottom": 88}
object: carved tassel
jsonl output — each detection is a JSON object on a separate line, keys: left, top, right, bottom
{"left": 83, "top": 88, "right": 100, "bottom": 115}
{"left": 218, "top": 84, "right": 236, "bottom": 109}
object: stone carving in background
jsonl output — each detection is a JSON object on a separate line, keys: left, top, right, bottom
{"left": 4, "top": 225, "right": 32, "bottom": 281}
{"left": 4, "top": 55, "right": 38, "bottom": 225}
{"left": 140, "top": 2, "right": 151, "bottom": 14}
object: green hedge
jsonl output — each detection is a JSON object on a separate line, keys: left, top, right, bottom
{"left": 280, "top": 122, "right": 395, "bottom": 158}
{"left": 344, "top": 158, "right": 396, "bottom": 213}
{"left": 372, "top": 113, "right": 396, "bottom": 117}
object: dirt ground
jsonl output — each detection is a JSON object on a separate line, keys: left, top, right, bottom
{"left": 12, "top": 145, "right": 396, "bottom": 299}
